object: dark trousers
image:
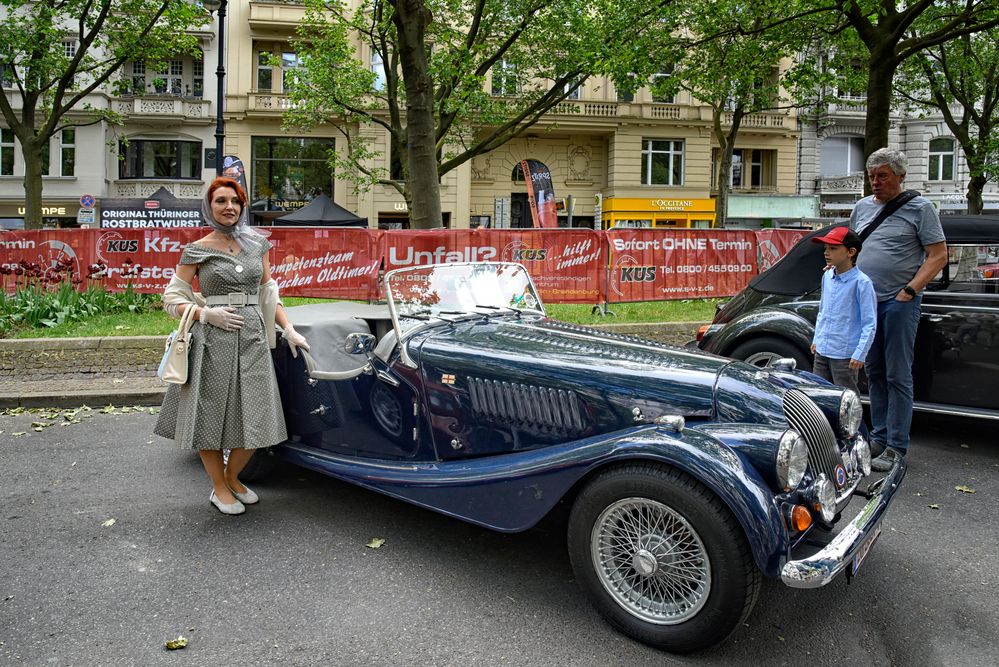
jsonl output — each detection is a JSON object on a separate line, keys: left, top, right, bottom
{"left": 812, "top": 353, "right": 861, "bottom": 396}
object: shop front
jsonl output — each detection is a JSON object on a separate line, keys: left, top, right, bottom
{"left": 600, "top": 197, "right": 716, "bottom": 229}
{"left": 0, "top": 200, "right": 83, "bottom": 229}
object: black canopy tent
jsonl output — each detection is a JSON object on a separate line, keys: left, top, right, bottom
{"left": 271, "top": 193, "right": 367, "bottom": 227}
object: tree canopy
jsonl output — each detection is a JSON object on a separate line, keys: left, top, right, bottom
{"left": 284, "top": 0, "right": 677, "bottom": 228}
{"left": 0, "top": 0, "right": 208, "bottom": 228}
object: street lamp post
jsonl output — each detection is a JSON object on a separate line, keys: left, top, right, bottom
{"left": 203, "top": 0, "right": 227, "bottom": 176}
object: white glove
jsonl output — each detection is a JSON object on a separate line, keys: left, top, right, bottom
{"left": 282, "top": 324, "right": 310, "bottom": 358}
{"left": 200, "top": 306, "right": 245, "bottom": 331}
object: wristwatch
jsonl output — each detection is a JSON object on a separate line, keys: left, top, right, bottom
{"left": 902, "top": 285, "right": 917, "bottom": 297}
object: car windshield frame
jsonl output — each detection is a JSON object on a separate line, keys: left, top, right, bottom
{"left": 384, "top": 262, "right": 545, "bottom": 364}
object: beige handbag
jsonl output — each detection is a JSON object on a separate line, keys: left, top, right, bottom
{"left": 157, "top": 305, "right": 197, "bottom": 384}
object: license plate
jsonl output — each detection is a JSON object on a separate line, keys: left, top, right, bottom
{"left": 851, "top": 523, "right": 882, "bottom": 576}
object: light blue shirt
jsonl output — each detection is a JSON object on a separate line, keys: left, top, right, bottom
{"left": 813, "top": 266, "right": 878, "bottom": 361}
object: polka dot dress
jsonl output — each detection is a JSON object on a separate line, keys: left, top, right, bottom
{"left": 154, "top": 238, "right": 287, "bottom": 450}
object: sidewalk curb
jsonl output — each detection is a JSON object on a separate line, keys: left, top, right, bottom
{"left": 1, "top": 387, "right": 166, "bottom": 409}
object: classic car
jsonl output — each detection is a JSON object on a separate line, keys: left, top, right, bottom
{"left": 696, "top": 215, "right": 999, "bottom": 420}
{"left": 244, "top": 261, "right": 904, "bottom": 653}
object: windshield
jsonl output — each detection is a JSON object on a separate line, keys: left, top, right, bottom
{"left": 385, "top": 262, "right": 544, "bottom": 326}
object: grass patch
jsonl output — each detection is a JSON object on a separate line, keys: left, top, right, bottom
{"left": 4, "top": 296, "right": 721, "bottom": 338}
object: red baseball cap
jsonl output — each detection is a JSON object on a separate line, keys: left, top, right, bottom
{"left": 811, "top": 226, "right": 850, "bottom": 246}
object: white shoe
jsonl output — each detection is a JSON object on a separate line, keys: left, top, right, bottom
{"left": 210, "top": 490, "right": 246, "bottom": 515}
{"left": 230, "top": 485, "right": 258, "bottom": 505}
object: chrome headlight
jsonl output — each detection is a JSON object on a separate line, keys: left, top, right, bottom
{"left": 776, "top": 430, "right": 809, "bottom": 491}
{"left": 839, "top": 390, "right": 862, "bottom": 438}
{"left": 854, "top": 435, "right": 871, "bottom": 476}
{"left": 813, "top": 474, "right": 837, "bottom": 522}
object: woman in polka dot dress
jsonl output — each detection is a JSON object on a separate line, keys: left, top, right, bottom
{"left": 154, "top": 177, "right": 310, "bottom": 515}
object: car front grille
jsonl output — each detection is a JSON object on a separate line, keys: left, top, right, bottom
{"left": 467, "top": 376, "right": 586, "bottom": 435}
{"left": 783, "top": 389, "right": 841, "bottom": 482}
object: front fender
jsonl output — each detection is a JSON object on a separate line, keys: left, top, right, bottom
{"left": 707, "top": 306, "right": 814, "bottom": 358}
{"left": 275, "top": 424, "right": 788, "bottom": 576}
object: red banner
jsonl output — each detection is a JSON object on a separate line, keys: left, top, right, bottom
{"left": 605, "top": 228, "right": 759, "bottom": 302}
{"left": 378, "top": 229, "right": 603, "bottom": 304}
{"left": 0, "top": 227, "right": 380, "bottom": 299}
{"left": 3, "top": 227, "right": 806, "bottom": 304}
{"left": 754, "top": 229, "right": 810, "bottom": 272}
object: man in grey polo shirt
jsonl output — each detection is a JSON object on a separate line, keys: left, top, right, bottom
{"left": 850, "top": 148, "right": 947, "bottom": 471}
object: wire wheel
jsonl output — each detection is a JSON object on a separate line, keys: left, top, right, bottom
{"left": 591, "top": 497, "right": 711, "bottom": 625}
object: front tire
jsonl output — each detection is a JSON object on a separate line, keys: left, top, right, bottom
{"left": 239, "top": 449, "right": 277, "bottom": 482}
{"left": 731, "top": 335, "right": 811, "bottom": 371}
{"left": 567, "top": 463, "right": 760, "bottom": 653}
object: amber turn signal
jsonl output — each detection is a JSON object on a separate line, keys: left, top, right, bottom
{"left": 790, "top": 505, "right": 812, "bottom": 532}
{"left": 696, "top": 324, "right": 710, "bottom": 341}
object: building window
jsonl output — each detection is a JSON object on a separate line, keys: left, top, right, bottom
{"left": 651, "top": 67, "right": 675, "bottom": 104}
{"left": 491, "top": 59, "right": 519, "bottom": 96}
{"left": 131, "top": 61, "right": 146, "bottom": 95}
{"left": 256, "top": 51, "right": 272, "bottom": 91}
{"left": 119, "top": 139, "right": 201, "bottom": 179}
{"left": 1, "top": 127, "right": 14, "bottom": 175}
{"left": 192, "top": 58, "right": 203, "bottom": 97}
{"left": 1, "top": 64, "right": 15, "bottom": 89}
{"left": 712, "top": 148, "right": 775, "bottom": 190}
{"left": 371, "top": 50, "right": 386, "bottom": 91}
{"left": 641, "top": 139, "right": 684, "bottom": 186}
{"left": 60, "top": 129, "right": 75, "bottom": 176}
{"left": 564, "top": 79, "right": 581, "bottom": 100}
{"left": 250, "top": 136, "right": 334, "bottom": 211}
{"left": 168, "top": 59, "right": 183, "bottom": 95}
{"left": 929, "top": 137, "right": 955, "bottom": 181}
{"left": 282, "top": 51, "right": 300, "bottom": 91}
{"left": 820, "top": 135, "right": 865, "bottom": 176}
{"left": 511, "top": 164, "right": 524, "bottom": 182}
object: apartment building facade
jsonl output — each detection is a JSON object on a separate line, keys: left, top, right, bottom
{"left": 2, "top": 2, "right": 802, "bottom": 230}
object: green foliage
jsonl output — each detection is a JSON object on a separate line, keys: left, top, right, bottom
{"left": 0, "top": 0, "right": 210, "bottom": 228}
{"left": 283, "top": 0, "right": 678, "bottom": 225}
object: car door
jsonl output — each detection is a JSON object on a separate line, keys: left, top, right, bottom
{"left": 919, "top": 242, "right": 999, "bottom": 412}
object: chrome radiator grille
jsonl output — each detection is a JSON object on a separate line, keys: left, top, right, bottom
{"left": 783, "top": 389, "right": 840, "bottom": 480}
{"left": 467, "top": 377, "right": 585, "bottom": 435}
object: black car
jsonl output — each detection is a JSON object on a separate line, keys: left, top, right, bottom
{"left": 697, "top": 215, "right": 999, "bottom": 420}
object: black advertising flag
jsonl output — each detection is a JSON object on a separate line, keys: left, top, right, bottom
{"left": 519, "top": 159, "right": 558, "bottom": 228}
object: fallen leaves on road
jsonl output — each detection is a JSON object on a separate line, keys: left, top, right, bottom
{"left": 955, "top": 485, "right": 976, "bottom": 494}
{"left": 928, "top": 504, "right": 940, "bottom": 510}
{"left": 12, "top": 432, "right": 26, "bottom": 437}
{"left": 164, "top": 636, "right": 188, "bottom": 650}
{"left": 101, "top": 518, "right": 116, "bottom": 528}
{"left": 365, "top": 537, "right": 386, "bottom": 549}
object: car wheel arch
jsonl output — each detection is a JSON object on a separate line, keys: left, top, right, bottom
{"left": 555, "top": 447, "right": 786, "bottom": 577}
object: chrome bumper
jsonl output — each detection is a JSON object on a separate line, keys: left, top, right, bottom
{"left": 780, "top": 453, "right": 907, "bottom": 588}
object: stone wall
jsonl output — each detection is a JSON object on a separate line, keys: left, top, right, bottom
{"left": 0, "top": 336, "right": 163, "bottom": 381}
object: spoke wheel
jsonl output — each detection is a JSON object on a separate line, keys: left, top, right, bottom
{"left": 568, "top": 463, "right": 760, "bottom": 653}
{"left": 592, "top": 498, "right": 710, "bottom": 625}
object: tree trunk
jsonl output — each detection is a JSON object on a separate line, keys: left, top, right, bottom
{"left": 862, "top": 53, "right": 899, "bottom": 196}
{"left": 967, "top": 174, "right": 986, "bottom": 215}
{"left": 391, "top": 0, "right": 442, "bottom": 229}
{"left": 713, "top": 107, "right": 743, "bottom": 229}
{"left": 20, "top": 136, "right": 45, "bottom": 230}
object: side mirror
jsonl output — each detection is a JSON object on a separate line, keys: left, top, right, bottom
{"left": 344, "top": 332, "right": 376, "bottom": 355}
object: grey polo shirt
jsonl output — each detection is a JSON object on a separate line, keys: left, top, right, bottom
{"left": 849, "top": 195, "right": 946, "bottom": 302}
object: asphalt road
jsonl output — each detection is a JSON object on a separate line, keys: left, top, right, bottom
{"left": 1, "top": 408, "right": 996, "bottom": 667}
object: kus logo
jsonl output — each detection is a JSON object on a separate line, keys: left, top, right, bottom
{"left": 501, "top": 241, "right": 551, "bottom": 265}
{"left": 619, "top": 265, "right": 656, "bottom": 282}
{"left": 106, "top": 239, "right": 139, "bottom": 253}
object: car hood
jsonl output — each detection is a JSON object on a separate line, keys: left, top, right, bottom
{"left": 411, "top": 316, "right": 785, "bottom": 424}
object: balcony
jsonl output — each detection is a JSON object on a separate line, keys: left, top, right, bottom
{"left": 248, "top": 1, "right": 306, "bottom": 31}
{"left": 821, "top": 96, "right": 868, "bottom": 116}
{"left": 109, "top": 180, "right": 205, "bottom": 199}
{"left": 112, "top": 95, "right": 212, "bottom": 125}
{"left": 247, "top": 91, "right": 294, "bottom": 112}
{"left": 721, "top": 111, "right": 796, "bottom": 131}
{"left": 816, "top": 173, "right": 864, "bottom": 194}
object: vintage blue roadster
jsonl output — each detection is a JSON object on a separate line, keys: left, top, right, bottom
{"left": 248, "top": 261, "right": 905, "bottom": 653}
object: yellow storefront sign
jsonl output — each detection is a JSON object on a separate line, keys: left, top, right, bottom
{"left": 600, "top": 197, "right": 716, "bottom": 229}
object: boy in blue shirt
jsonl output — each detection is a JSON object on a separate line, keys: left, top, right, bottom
{"left": 809, "top": 226, "right": 877, "bottom": 395}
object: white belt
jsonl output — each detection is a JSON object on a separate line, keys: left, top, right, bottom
{"left": 205, "top": 292, "right": 259, "bottom": 307}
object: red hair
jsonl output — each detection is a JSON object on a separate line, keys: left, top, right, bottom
{"left": 207, "top": 176, "right": 247, "bottom": 210}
